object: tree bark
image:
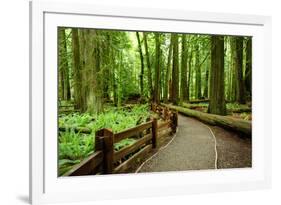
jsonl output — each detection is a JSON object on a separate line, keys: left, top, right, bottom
{"left": 71, "top": 28, "right": 84, "bottom": 111}
{"left": 58, "top": 28, "right": 71, "bottom": 101}
{"left": 235, "top": 36, "right": 246, "bottom": 104}
{"left": 143, "top": 32, "right": 153, "bottom": 99}
{"left": 171, "top": 34, "right": 179, "bottom": 105}
{"left": 163, "top": 35, "right": 173, "bottom": 103}
{"left": 244, "top": 37, "right": 252, "bottom": 98}
{"left": 80, "top": 29, "right": 103, "bottom": 114}
{"left": 208, "top": 36, "right": 226, "bottom": 115}
{"left": 180, "top": 34, "right": 188, "bottom": 102}
{"left": 136, "top": 32, "right": 144, "bottom": 97}
{"left": 230, "top": 37, "right": 237, "bottom": 102}
{"left": 194, "top": 43, "right": 202, "bottom": 99}
{"left": 154, "top": 33, "right": 161, "bottom": 104}
{"left": 187, "top": 51, "right": 192, "bottom": 102}
{"left": 203, "top": 61, "right": 209, "bottom": 98}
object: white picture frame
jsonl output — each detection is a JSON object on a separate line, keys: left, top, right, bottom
{"left": 30, "top": 0, "right": 272, "bottom": 204}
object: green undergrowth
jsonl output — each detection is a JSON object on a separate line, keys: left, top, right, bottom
{"left": 226, "top": 103, "right": 249, "bottom": 110}
{"left": 58, "top": 104, "right": 151, "bottom": 176}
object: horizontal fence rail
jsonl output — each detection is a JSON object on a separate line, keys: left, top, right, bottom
{"left": 62, "top": 104, "right": 178, "bottom": 176}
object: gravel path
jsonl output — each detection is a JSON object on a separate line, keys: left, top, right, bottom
{"left": 138, "top": 114, "right": 252, "bottom": 173}
{"left": 138, "top": 115, "right": 217, "bottom": 172}
{"left": 210, "top": 126, "right": 252, "bottom": 169}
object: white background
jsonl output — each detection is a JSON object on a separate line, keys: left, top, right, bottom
{"left": 0, "top": 0, "right": 278, "bottom": 204}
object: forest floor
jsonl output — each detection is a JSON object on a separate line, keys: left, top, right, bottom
{"left": 137, "top": 114, "right": 251, "bottom": 173}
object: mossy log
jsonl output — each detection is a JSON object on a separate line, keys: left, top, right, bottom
{"left": 188, "top": 99, "right": 209, "bottom": 104}
{"left": 164, "top": 104, "right": 251, "bottom": 136}
{"left": 182, "top": 103, "right": 251, "bottom": 113}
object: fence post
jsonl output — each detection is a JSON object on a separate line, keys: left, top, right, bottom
{"left": 103, "top": 128, "right": 114, "bottom": 174}
{"left": 152, "top": 118, "right": 158, "bottom": 148}
{"left": 164, "top": 107, "right": 168, "bottom": 121}
{"left": 95, "top": 128, "right": 114, "bottom": 174}
{"left": 171, "top": 111, "right": 178, "bottom": 133}
{"left": 95, "top": 129, "right": 104, "bottom": 150}
{"left": 95, "top": 129, "right": 105, "bottom": 173}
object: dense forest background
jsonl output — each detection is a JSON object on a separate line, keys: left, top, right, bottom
{"left": 58, "top": 28, "right": 252, "bottom": 175}
{"left": 58, "top": 28, "right": 252, "bottom": 115}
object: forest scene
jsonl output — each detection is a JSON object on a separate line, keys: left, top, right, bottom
{"left": 58, "top": 27, "right": 252, "bottom": 176}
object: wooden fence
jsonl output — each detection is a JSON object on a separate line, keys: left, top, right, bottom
{"left": 63, "top": 104, "right": 178, "bottom": 176}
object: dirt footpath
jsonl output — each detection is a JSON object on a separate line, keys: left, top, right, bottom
{"left": 138, "top": 114, "right": 251, "bottom": 173}
{"left": 210, "top": 126, "right": 252, "bottom": 169}
{"left": 138, "top": 115, "right": 217, "bottom": 172}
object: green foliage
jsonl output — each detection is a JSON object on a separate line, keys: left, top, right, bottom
{"left": 58, "top": 104, "right": 150, "bottom": 175}
{"left": 114, "top": 138, "right": 136, "bottom": 151}
{"left": 226, "top": 103, "right": 248, "bottom": 110}
{"left": 92, "top": 104, "right": 150, "bottom": 133}
{"left": 58, "top": 130, "right": 94, "bottom": 176}
{"left": 240, "top": 112, "right": 251, "bottom": 121}
{"left": 59, "top": 130, "right": 94, "bottom": 160}
{"left": 59, "top": 113, "right": 94, "bottom": 128}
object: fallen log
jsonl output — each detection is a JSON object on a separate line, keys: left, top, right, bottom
{"left": 164, "top": 104, "right": 251, "bottom": 136}
{"left": 182, "top": 103, "right": 251, "bottom": 113}
{"left": 188, "top": 99, "right": 209, "bottom": 104}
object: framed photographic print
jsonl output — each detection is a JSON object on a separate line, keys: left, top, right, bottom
{"left": 30, "top": 0, "right": 272, "bottom": 204}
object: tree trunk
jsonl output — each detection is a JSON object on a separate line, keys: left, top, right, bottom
{"left": 117, "top": 51, "right": 123, "bottom": 107}
{"left": 163, "top": 35, "right": 173, "bottom": 103}
{"left": 180, "top": 35, "right": 188, "bottom": 102}
{"left": 194, "top": 43, "right": 202, "bottom": 99}
{"left": 58, "top": 28, "right": 71, "bottom": 101}
{"left": 244, "top": 37, "right": 252, "bottom": 98}
{"left": 203, "top": 61, "right": 209, "bottom": 98}
{"left": 187, "top": 51, "right": 192, "bottom": 102}
{"left": 208, "top": 36, "right": 226, "bottom": 115}
{"left": 81, "top": 29, "right": 103, "bottom": 114}
{"left": 71, "top": 28, "right": 84, "bottom": 111}
{"left": 154, "top": 33, "right": 161, "bottom": 104}
{"left": 58, "top": 28, "right": 65, "bottom": 101}
{"left": 136, "top": 32, "right": 144, "bottom": 97}
{"left": 143, "top": 32, "right": 153, "bottom": 99}
{"left": 171, "top": 34, "right": 179, "bottom": 105}
{"left": 230, "top": 37, "right": 237, "bottom": 102}
{"left": 235, "top": 37, "right": 246, "bottom": 104}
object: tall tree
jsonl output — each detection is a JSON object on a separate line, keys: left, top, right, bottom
{"left": 203, "top": 59, "right": 209, "bottom": 98}
{"left": 171, "top": 34, "right": 179, "bottom": 105}
{"left": 71, "top": 28, "right": 84, "bottom": 111}
{"left": 235, "top": 36, "right": 246, "bottom": 104}
{"left": 58, "top": 28, "right": 71, "bottom": 101}
{"left": 58, "top": 28, "right": 66, "bottom": 100}
{"left": 194, "top": 43, "right": 202, "bottom": 99}
{"left": 230, "top": 37, "right": 237, "bottom": 102}
{"left": 244, "top": 37, "right": 252, "bottom": 97}
{"left": 80, "top": 29, "right": 103, "bottom": 114}
{"left": 187, "top": 50, "right": 193, "bottom": 102}
{"left": 143, "top": 32, "right": 153, "bottom": 99}
{"left": 163, "top": 35, "right": 173, "bottom": 103}
{"left": 180, "top": 34, "right": 188, "bottom": 102}
{"left": 153, "top": 32, "right": 161, "bottom": 104}
{"left": 208, "top": 36, "right": 226, "bottom": 115}
{"left": 136, "top": 32, "right": 144, "bottom": 96}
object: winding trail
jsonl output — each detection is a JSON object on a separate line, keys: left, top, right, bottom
{"left": 137, "top": 114, "right": 251, "bottom": 173}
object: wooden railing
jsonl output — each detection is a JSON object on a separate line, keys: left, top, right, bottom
{"left": 63, "top": 104, "right": 178, "bottom": 176}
